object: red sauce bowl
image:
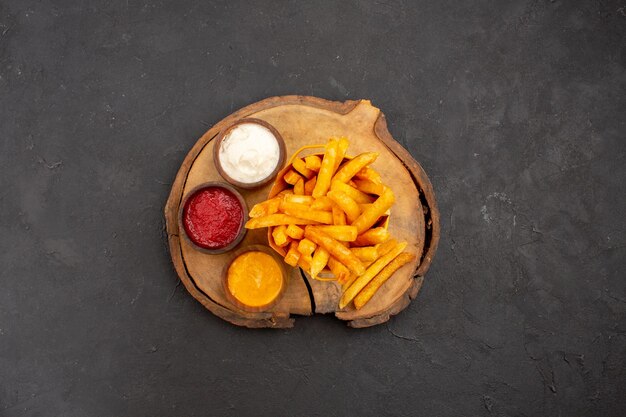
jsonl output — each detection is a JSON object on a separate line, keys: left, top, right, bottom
{"left": 178, "top": 182, "right": 248, "bottom": 255}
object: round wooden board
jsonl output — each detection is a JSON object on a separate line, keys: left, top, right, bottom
{"left": 164, "top": 96, "right": 440, "bottom": 328}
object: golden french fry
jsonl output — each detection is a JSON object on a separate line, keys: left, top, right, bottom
{"left": 284, "top": 242, "right": 301, "bottom": 267}
{"left": 339, "top": 241, "right": 408, "bottom": 308}
{"left": 245, "top": 214, "right": 321, "bottom": 229}
{"left": 284, "top": 169, "right": 302, "bottom": 185}
{"left": 285, "top": 224, "right": 304, "bottom": 240}
{"left": 312, "top": 140, "right": 338, "bottom": 198}
{"left": 267, "top": 197, "right": 282, "bottom": 215}
{"left": 292, "top": 157, "right": 316, "bottom": 179}
{"left": 333, "top": 137, "right": 350, "bottom": 173}
{"left": 355, "top": 167, "right": 382, "bottom": 184}
{"left": 277, "top": 189, "right": 293, "bottom": 196}
{"left": 283, "top": 194, "right": 314, "bottom": 205}
{"left": 358, "top": 203, "right": 372, "bottom": 212}
{"left": 294, "top": 178, "right": 304, "bottom": 195}
{"left": 304, "top": 227, "right": 365, "bottom": 276}
{"left": 353, "top": 227, "right": 390, "bottom": 246}
{"left": 333, "top": 152, "right": 378, "bottom": 183}
{"left": 304, "top": 176, "right": 316, "bottom": 196}
{"left": 297, "top": 238, "right": 317, "bottom": 257}
{"left": 290, "top": 209, "right": 332, "bottom": 225}
{"left": 351, "top": 187, "right": 395, "bottom": 234}
{"left": 350, "top": 246, "right": 378, "bottom": 262}
{"left": 310, "top": 247, "right": 330, "bottom": 279}
{"left": 279, "top": 200, "right": 310, "bottom": 213}
{"left": 328, "top": 256, "right": 350, "bottom": 283}
{"left": 280, "top": 201, "right": 333, "bottom": 224}
{"left": 298, "top": 254, "right": 312, "bottom": 270}
{"left": 354, "top": 252, "right": 416, "bottom": 309}
{"left": 342, "top": 273, "right": 358, "bottom": 289}
{"left": 272, "top": 225, "right": 290, "bottom": 247}
{"left": 332, "top": 204, "right": 346, "bottom": 225}
{"left": 330, "top": 180, "right": 375, "bottom": 204}
{"left": 376, "top": 238, "right": 398, "bottom": 257}
{"left": 327, "top": 190, "right": 360, "bottom": 223}
{"left": 249, "top": 197, "right": 282, "bottom": 218}
{"left": 310, "top": 196, "right": 334, "bottom": 211}
{"left": 304, "top": 155, "right": 322, "bottom": 171}
{"left": 353, "top": 179, "right": 385, "bottom": 196}
{"left": 308, "top": 225, "right": 357, "bottom": 242}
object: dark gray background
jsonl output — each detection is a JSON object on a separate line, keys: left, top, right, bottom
{"left": 1, "top": 0, "right": 625, "bottom": 416}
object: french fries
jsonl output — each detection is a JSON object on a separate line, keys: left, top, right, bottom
{"left": 279, "top": 200, "right": 333, "bottom": 224}
{"left": 310, "top": 196, "right": 334, "bottom": 211}
{"left": 332, "top": 204, "right": 347, "bottom": 225}
{"left": 351, "top": 187, "right": 395, "bottom": 234}
{"left": 333, "top": 137, "right": 350, "bottom": 173}
{"left": 310, "top": 247, "right": 330, "bottom": 279}
{"left": 340, "top": 241, "right": 408, "bottom": 308}
{"left": 350, "top": 246, "right": 378, "bottom": 262}
{"left": 245, "top": 214, "right": 321, "bottom": 228}
{"left": 355, "top": 166, "right": 382, "bottom": 184}
{"left": 272, "top": 225, "right": 290, "bottom": 247}
{"left": 312, "top": 139, "right": 339, "bottom": 198}
{"left": 292, "top": 157, "right": 315, "bottom": 179}
{"left": 353, "top": 252, "right": 416, "bottom": 309}
{"left": 376, "top": 238, "right": 399, "bottom": 257}
{"left": 284, "top": 170, "right": 302, "bottom": 185}
{"left": 283, "top": 194, "right": 314, "bottom": 205}
{"left": 285, "top": 224, "right": 304, "bottom": 240}
{"left": 304, "top": 155, "right": 322, "bottom": 171}
{"left": 308, "top": 225, "right": 357, "bottom": 242}
{"left": 249, "top": 197, "right": 281, "bottom": 218}
{"left": 333, "top": 152, "right": 379, "bottom": 183}
{"left": 328, "top": 257, "right": 350, "bottom": 284}
{"left": 246, "top": 137, "right": 415, "bottom": 311}
{"left": 353, "top": 179, "right": 385, "bottom": 196}
{"left": 358, "top": 203, "right": 373, "bottom": 212}
{"left": 304, "top": 227, "right": 365, "bottom": 276}
{"left": 294, "top": 178, "right": 305, "bottom": 195}
{"left": 284, "top": 242, "right": 301, "bottom": 267}
{"left": 297, "top": 238, "right": 317, "bottom": 257}
{"left": 304, "top": 176, "right": 316, "bottom": 195}
{"left": 352, "top": 227, "right": 390, "bottom": 246}
{"left": 330, "top": 180, "right": 375, "bottom": 204}
{"left": 277, "top": 189, "right": 293, "bottom": 197}
{"left": 327, "top": 190, "right": 361, "bottom": 223}
{"left": 298, "top": 254, "right": 312, "bottom": 271}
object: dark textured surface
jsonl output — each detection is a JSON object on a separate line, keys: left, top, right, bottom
{"left": 1, "top": 0, "right": 625, "bottom": 416}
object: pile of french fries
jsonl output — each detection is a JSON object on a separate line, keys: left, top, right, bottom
{"left": 245, "top": 137, "right": 415, "bottom": 309}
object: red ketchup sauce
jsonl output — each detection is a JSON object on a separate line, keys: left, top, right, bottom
{"left": 182, "top": 186, "right": 243, "bottom": 249}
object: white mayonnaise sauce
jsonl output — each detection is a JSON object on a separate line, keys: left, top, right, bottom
{"left": 218, "top": 123, "right": 280, "bottom": 183}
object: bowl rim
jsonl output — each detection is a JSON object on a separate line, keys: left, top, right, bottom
{"left": 213, "top": 118, "right": 286, "bottom": 189}
{"left": 178, "top": 181, "right": 248, "bottom": 255}
{"left": 221, "top": 244, "right": 287, "bottom": 312}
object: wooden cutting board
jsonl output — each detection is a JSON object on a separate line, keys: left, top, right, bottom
{"left": 164, "top": 96, "right": 440, "bottom": 328}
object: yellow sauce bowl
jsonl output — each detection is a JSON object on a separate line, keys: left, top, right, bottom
{"left": 223, "top": 245, "right": 287, "bottom": 312}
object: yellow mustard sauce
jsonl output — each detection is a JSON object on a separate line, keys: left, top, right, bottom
{"left": 226, "top": 251, "right": 283, "bottom": 308}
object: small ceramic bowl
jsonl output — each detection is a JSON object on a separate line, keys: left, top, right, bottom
{"left": 222, "top": 245, "right": 287, "bottom": 312}
{"left": 178, "top": 182, "right": 248, "bottom": 255}
{"left": 213, "top": 118, "right": 286, "bottom": 189}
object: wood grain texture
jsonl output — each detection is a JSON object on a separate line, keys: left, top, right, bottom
{"left": 164, "top": 96, "right": 439, "bottom": 328}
